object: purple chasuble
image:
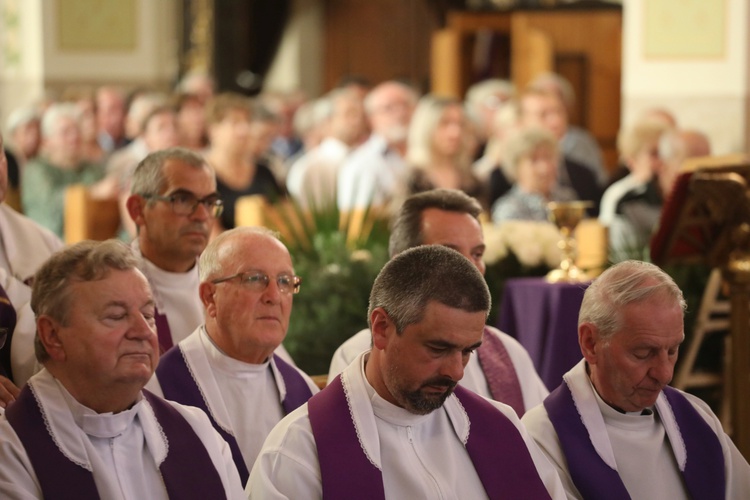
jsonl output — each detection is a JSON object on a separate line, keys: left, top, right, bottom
{"left": 156, "top": 347, "right": 313, "bottom": 484}
{"left": 5, "top": 385, "right": 228, "bottom": 500}
{"left": 0, "top": 283, "right": 16, "bottom": 381}
{"left": 476, "top": 326, "right": 525, "bottom": 416}
{"left": 308, "top": 376, "right": 551, "bottom": 500}
{"left": 544, "top": 382, "right": 725, "bottom": 500}
{"left": 154, "top": 307, "right": 173, "bottom": 353}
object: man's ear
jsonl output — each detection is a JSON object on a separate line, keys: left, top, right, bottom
{"left": 37, "top": 316, "right": 66, "bottom": 362}
{"left": 199, "top": 282, "right": 217, "bottom": 317}
{"left": 579, "top": 322, "right": 600, "bottom": 365}
{"left": 369, "top": 308, "right": 393, "bottom": 351}
{"left": 125, "top": 194, "right": 146, "bottom": 226}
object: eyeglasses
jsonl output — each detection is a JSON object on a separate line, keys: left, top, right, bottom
{"left": 211, "top": 271, "right": 302, "bottom": 294}
{"left": 144, "top": 191, "right": 224, "bottom": 218}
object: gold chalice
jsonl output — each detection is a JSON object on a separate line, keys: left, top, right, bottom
{"left": 546, "top": 201, "right": 593, "bottom": 283}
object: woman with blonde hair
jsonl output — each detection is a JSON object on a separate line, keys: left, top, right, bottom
{"left": 403, "top": 95, "right": 483, "bottom": 205}
{"left": 491, "top": 127, "right": 576, "bottom": 222}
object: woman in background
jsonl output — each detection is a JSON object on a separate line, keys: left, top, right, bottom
{"left": 404, "top": 95, "right": 483, "bottom": 206}
{"left": 204, "top": 93, "right": 283, "bottom": 232}
{"left": 491, "top": 127, "right": 575, "bottom": 222}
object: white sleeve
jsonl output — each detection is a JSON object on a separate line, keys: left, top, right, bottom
{"left": 0, "top": 418, "right": 43, "bottom": 499}
{"left": 245, "top": 406, "right": 322, "bottom": 499}
{"left": 326, "top": 330, "right": 371, "bottom": 385}
{"left": 488, "top": 399, "right": 569, "bottom": 500}
{"left": 1, "top": 267, "right": 40, "bottom": 387}
{"left": 337, "top": 157, "right": 379, "bottom": 210}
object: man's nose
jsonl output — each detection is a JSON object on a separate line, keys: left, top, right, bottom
{"left": 440, "top": 352, "right": 465, "bottom": 382}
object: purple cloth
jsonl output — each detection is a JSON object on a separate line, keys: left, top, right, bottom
{"left": 544, "top": 382, "right": 726, "bottom": 500}
{"left": 157, "top": 345, "right": 250, "bottom": 483}
{"left": 5, "top": 385, "right": 99, "bottom": 499}
{"left": 273, "top": 354, "right": 314, "bottom": 413}
{"left": 154, "top": 307, "right": 173, "bottom": 353}
{"left": 663, "top": 386, "right": 726, "bottom": 500}
{"left": 142, "top": 390, "right": 229, "bottom": 499}
{"left": 309, "top": 375, "right": 385, "bottom": 500}
{"left": 156, "top": 347, "right": 313, "bottom": 484}
{"left": 498, "top": 277, "right": 589, "bottom": 389}
{"left": 0, "top": 283, "right": 16, "bottom": 381}
{"left": 308, "top": 377, "right": 551, "bottom": 499}
{"left": 456, "top": 385, "right": 551, "bottom": 499}
{"left": 5, "top": 385, "right": 229, "bottom": 499}
{"left": 476, "top": 326, "right": 525, "bottom": 416}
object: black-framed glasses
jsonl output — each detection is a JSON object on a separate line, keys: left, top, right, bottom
{"left": 211, "top": 271, "right": 302, "bottom": 295}
{"left": 144, "top": 191, "right": 224, "bottom": 218}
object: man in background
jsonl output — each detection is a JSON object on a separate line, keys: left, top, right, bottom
{"left": 329, "top": 188, "right": 549, "bottom": 416}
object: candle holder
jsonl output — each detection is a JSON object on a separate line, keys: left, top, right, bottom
{"left": 546, "top": 201, "right": 593, "bottom": 283}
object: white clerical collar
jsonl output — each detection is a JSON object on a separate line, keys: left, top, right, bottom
{"left": 56, "top": 377, "right": 143, "bottom": 438}
{"left": 590, "top": 382, "right": 656, "bottom": 429}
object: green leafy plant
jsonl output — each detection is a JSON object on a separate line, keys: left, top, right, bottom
{"left": 269, "top": 199, "right": 390, "bottom": 375}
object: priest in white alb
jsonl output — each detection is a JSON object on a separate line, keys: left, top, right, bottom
{"left": 522, "top": 260, "right": 750, "bottom": 499}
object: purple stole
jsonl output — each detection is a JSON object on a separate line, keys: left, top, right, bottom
{"left": 154, "top": 307, "right": 173, "bottom": 353}
{"left": 476, "top": 326, "right": 525, "bottom": 416}
{"left": 308, "top": 376, "right": 551, "bottom": 500}
{"left": 5, "top": 385, "right": 228, "bottom": 500}
{"left": 156, "top": 346, "right": 313, "bottom": 484}
{"left": 544, "top": 382, "right": 726, "bottom": 500}
{"left": 0, "top": 283, "right": 16, "bottom": 381}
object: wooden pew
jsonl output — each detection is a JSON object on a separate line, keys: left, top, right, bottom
{"left": 64, "top": 184, "right": 121, "bottom": 244}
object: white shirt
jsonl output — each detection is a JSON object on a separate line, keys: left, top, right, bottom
{"left": 522, "top": 360, "right": 750, "bottom": 500}
{"left": 0, "top": 369, "right": 245, "bottom": 499}
{"left": 148, "top": 327, "right": 318, "bottom": 473}
{"left": 599, "top": 173, "right": 644, "bottom": 227}
{"left": 337, "top": 134, "right": 408, "bottom": 210}
{"left": 286, "top": 137, "right": 350, "bottom": 205}
{"left": 0, "top": 204, "right": 63, "bottom": 386}
{"left": 247, "top": 351, "right": 566, "bottom": 499}
{"left": 134, "top": 244, "right": 204, "bottom": 347}
{"left": 327, "top": 326, "right": 549, "bottom": 411}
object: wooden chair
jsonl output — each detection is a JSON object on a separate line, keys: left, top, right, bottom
{"left": 63, "top": 184, "right": 121, "bottom": 244}
{"left": 673, "top": 268, "right": 731, "bottom": 428}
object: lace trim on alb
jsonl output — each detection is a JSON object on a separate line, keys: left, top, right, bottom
{"left": 30, "top": 383, "right": 92, "bottom": 471}
{"left": 342, "top": 373, "right": 380, "bottom": 470}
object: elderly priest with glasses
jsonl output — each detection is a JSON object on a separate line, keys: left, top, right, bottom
{"left": 0, "top": 240, "right": 245, "bottom": 499}
{"left": 147, "top": 226, "right": 318, "bottom": 485}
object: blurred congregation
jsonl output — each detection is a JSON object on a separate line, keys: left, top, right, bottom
{"left": 1, "top": 0, "right": 750, "bottom": 498}
{"left": 2, "top": 71, "right": 710, "bottom": 256}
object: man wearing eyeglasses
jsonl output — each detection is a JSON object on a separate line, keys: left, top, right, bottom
{"left": 126, "top": 147, "right": 224, "bottom": 353}
{"left": 147, "top": 226, "right": 318, "bottom": 484}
